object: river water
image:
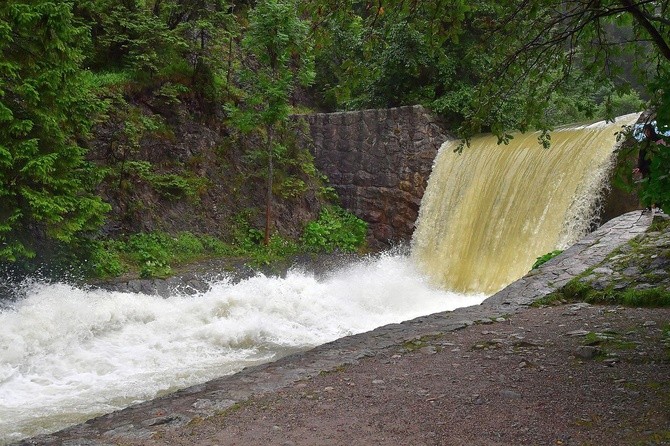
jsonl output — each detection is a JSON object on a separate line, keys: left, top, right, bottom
{"left": 0, "top": 253, "right": 486, "bottom": 444}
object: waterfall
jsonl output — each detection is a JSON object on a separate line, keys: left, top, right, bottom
{"left": 411, "top": 113, "right": 640, "bottom": 294}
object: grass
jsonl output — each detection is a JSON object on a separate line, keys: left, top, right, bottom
{"left": 583, "top": 331, "right": 639, "bottom": 351}
{"left": 88, "top": 204, "right": 368, "bottom": 279}
{"left": 533, "top": 277, "right": 670, "bottom": 309}
{"left": 531, "top": 249, "right": 564, "bottom": 269}
{"left": 648, "top": 216, "right": 670, "bottom": 233}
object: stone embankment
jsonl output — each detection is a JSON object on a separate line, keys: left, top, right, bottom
{"left": 15, "top": 210, "right": 663, "bottom": 446}
{"left": 575, "top": 214, "right": 670, "bottom": 293}
{"left": 307, "top": 105, "right": 447, "bottom": 247}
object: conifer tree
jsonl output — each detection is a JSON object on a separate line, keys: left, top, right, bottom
{"left": 0, "top": 1, "right": 109, "bottom": 260}
{"left": 228, "top": 0, "right": 315, "bottom": 244}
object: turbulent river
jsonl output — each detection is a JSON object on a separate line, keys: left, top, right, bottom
{"left": 0, "top": 254, "right": 486, "bottom": 444}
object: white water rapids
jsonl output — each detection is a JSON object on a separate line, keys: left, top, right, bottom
{"left": 0, "top": 253, "right": 486, "bottom": 444}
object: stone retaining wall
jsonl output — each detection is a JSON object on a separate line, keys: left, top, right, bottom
{"left": 306, "top": 106, "right": 641, "bottom": 248}
{"left": 306, "top": 105, "right": 448, "bottom": 247}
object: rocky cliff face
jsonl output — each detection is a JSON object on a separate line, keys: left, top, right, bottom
{"left": 306, "top": 105, "right": 448, "bottom": 247}
{"left": 88, "top": 100, "right": 322, "bottom": 240}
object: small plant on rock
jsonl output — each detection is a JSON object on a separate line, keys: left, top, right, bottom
{"left": 532, "top": 250, "right": 563, "bottom": 269}
{"left": 302, "top": 206, "right": 368, "bottom": 253}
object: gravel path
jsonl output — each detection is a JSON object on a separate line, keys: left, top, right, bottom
{"left": 131, "top": 304, "right": 670, "bottom": 446}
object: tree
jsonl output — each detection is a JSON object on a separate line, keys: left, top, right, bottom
{"left": 0, "top": 1, "right": 110, "bottom": 261}
{"left": 447, "top": 0, "right": 670, "bottom": 207}
{"left": 228, "top": 0, "right": 315, "bottom": 244}
{"left": 305, "top": 0, "right": 473, "bottom": 117}
{"left": 74, "top": 0, "right": 238, "bottom": 109}
{"left": 456, "top": 0, "right": 670, "bottom": 141}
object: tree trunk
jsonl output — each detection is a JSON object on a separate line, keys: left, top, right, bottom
{"left": 264, "top": 128, "right": 274, "bottom": 245}
{"left": 619, "top": 0, "right": 670, "bottom": 62}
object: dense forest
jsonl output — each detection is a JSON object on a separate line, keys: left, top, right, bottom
{"left": 0, "top": 0, "right": 668, "bottom": 279}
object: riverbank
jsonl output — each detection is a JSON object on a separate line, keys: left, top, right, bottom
{"left": 16, "top": 210, "right": 669, "bottom": 445}
{"left": 130, "top": 303, "right": 670, "bottom": 446}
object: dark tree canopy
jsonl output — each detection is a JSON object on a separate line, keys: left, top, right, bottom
{"left": 459, "top": 0, "right": 670, "bottom": 140}
{"left": 0, "top": 1, "right": 109, "bottom": 260}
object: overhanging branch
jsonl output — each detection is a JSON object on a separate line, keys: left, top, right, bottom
{"left": 619, "top": 0, "right": 670, "bottom": 61}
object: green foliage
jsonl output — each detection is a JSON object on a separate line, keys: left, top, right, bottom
{"left": 550, "top": 278, "right": 670, "bottom": 308}
{"left": 84, "top": 204, "right": 366, "bottom": 279}
{"left": 124, "top": 232, "right": 174, "bottom": 278}
{"left": 90, "top": 231, "right": 237, "bottom": 279}
{"left": 87, "top": 70, "right": 135, "bottom": 93}
{"left": 227, "top": 0, "right": 316, "bottom": 244}
{"left": 95, "top": 101, "right": 208, "bottom": 201}
{"left": 617, "top": 288, "right": 670, "bottom": 307}
{"left": 89, "top": 241, "right": 126, "bottom": 278}
{"left": 230, "top": 0, "right": 315, "bottom": 129}
{"left": 302, "top": 206, "right": 368, "bottom": 253}
{"left": 0, "top": 1, "right": 110, "bottom": 261}
{"left": 639, "top": 137, "right": 670, "bottom": 210}
{"left": 450, "top": 0, "right": 670, "bottom": 144}
{"left": 75, "top": 0, "right": 239, "bottom": 111}
{"left": 307, "top": 0, "right": 472, "bottom": 115}
{"left": 532, "top": 250, "right": 563, "bottom": 269}
{"left": 649, "top": 217, "right": 670, "bottom": 233}
{"left": 213, "top": 211, "right": 302, "bottom": 267}
{"left": 144, "top": 170, "right": 209, "bottom": 201}
{"left": 229, "top": 210, "right": 264, "bottom": 251}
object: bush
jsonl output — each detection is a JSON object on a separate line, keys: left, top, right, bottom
{"left": 89, "top": 242, "right": 126, "bottom": 278}
{"left": 87, "top": 231, "right": 238, "bottom": 279}
{"left": 83, "top": 207, "right": 367, "bottom": 279}
{"left": 302, "top": 206, "right": 368, "bottom": 253}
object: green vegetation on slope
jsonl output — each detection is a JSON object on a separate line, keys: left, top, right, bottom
{"left": 1, "top": 0, "right": 669, "bottom": 277}
{"left": 88, "top": 205, "right": 367, "bottom": 279}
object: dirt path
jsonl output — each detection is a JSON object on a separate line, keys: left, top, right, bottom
{"left": 123, "top": 303, "right": 670, "bottom": 446}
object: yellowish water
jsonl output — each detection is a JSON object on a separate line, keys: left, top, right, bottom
{"left": 411, "top": 114, "right": 640, "bottom": 294}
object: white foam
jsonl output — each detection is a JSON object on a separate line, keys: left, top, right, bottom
{"left": 0, "top": 253, "right": 485, "bottom": 444}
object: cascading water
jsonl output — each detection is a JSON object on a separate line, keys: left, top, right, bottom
{"left": 0, "top": 113, "right": 638, "bottom": 444}
{"left": 411, "top": 113, "right": 640, "bottom": 294}
{"left": 0, "top": 254, "right": 486, "bottom": 444}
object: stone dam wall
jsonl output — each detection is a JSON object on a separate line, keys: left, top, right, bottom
{"left": 305, "top": 106, "right": 641, "bottom": 247}
{"left": 305, "top": 105, "right": 448, "bottom": 247}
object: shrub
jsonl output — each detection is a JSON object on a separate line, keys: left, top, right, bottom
{"left": 302, "top": 206, "right": 368, "bottom": 253}
{"left": 89, "top": 242, "right": 126, "bottom": 278}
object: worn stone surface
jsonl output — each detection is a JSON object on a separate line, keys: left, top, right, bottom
{"left": 575, "top": 212, "right": 670, "bottom": 293}
{"left": 486, "top": 210, "right": 653, "bottom": 308}
{"left": 306, "top": 105, "right": 449, "bottom": 247}
{"left": 14, "top": 210, "right": 657, "bottom": 446}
